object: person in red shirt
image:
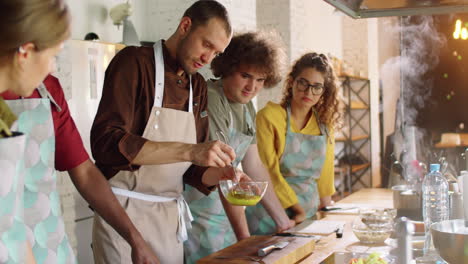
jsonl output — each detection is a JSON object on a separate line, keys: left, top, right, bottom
{"left": 3, "top": 75, "right": 89, "bottom": 170}
{"left": 0, "top": 0, "right": 160, "bottom": 263}
{"left": 1, "top": 74, "right": 160, "bottom": 264}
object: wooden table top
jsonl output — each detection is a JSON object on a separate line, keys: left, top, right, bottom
{"left": 299, "top": 188, "right": 393, "bottom": 263}
{"left": 336, "top": 188, "right": 392, "bottom": 207}
{"left": 197, "top": 188, "right": 393, "bottom": 264}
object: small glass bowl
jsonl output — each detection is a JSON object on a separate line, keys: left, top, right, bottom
{"left": 219, "top": 180, "right": 268, "bottom": 206}
{"left": 352, "top": 223, "right": 393, "bottom": 244}
{"left": 359, "top": 208, "right": 396, "bottom": 229}
{"left": 333, "top": 252, "right": 394, "bottom": 264}
{"left": 352, "top": 209, "right": 395, "bottom": 244}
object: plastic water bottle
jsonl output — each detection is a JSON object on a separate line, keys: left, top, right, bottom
{"left": 421, "top": 163, "right": 449, "bottom": 258}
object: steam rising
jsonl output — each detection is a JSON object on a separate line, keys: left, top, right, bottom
{"left": 400, "top": 16, "right": 446, "bottom": 125}
{"left": 381, "top": 16, "right": 446, "bottom": 184}
{"left": 382, "top": 16, "right": 446, "bottom": 127}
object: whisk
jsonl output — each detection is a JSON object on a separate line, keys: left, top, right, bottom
{"left": 215, "top": 130, "right": 238, "bottom": 181}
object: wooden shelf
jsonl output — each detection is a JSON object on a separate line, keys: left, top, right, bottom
{"left": 336, "top": 134, "right": 369, "bottom": 142}
{"left": 335, "top": 162, "right": 370, "bottom": 173}
{"left": 338, "top": 74, "right": 369, "bottom": 81}
{"left": 334, "top": 166, "right": 348, "bottom": 173}
{"left": 434, "top": 142, "right": 468, "bottom": 148}
{"left": 434, "top": 133, "right": 468, "bottom": 148}
{"left": 336, "top": 73, "right": 371, "bottom": 189}
{"left": 74, "top": 39, "right": 126, "bottom": 51}
{"left": 342, "top": 100, "right": 369, "bottom": 110}
{"left": 350, "top": 101, "right": 369, "bottom": 109}
{"left": 351, "top": 163, "right": 371, "bottom": 173}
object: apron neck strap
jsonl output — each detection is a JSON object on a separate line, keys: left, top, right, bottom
{"left": 286, "top": 104, "right": 328, "bottom": 138}
{"left": 37, "top": 82, "right": 62, "bottom": 112}
{"left": 153, "top": 40, "right": 193, "bottom": 113}
{"left": 313, "top": 109, "right": 329, "bottom": 139}
{"left": 286, "top": 105, "right": 293, "bottom": 133}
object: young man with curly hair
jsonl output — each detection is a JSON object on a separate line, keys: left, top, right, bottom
{"left": 183, "top": 31, "right": 295, "bottom": 263}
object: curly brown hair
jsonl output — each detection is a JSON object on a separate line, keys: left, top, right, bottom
{"left": 210, "top": 30, "right": 286, "bottom": 88}
{"left": 280, "top": 53, "right": 341, "bottom": 128}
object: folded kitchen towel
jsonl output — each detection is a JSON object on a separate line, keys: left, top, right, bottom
{"left": 286, "top": 219, "right": 346, "bottom": 235}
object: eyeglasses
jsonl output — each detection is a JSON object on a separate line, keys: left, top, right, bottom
{"left": 295, "top": 78, "right": 324, "bottom": 95}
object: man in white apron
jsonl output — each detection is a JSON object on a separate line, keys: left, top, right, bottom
{"left": 90, "top": 1, "right": 243, "bottom": 263}
{"left": 183, "top": 31, "right": 295, "bottom": 263}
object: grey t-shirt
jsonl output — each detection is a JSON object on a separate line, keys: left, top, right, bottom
{"left": 207, "top": 79, "right": 256, "bottom": 144}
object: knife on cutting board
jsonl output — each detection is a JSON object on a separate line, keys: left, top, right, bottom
{"left": 275, "top": 232, "right": 317, "bottom": 238}
{"left": 257, "top": 241, "right": 289, "bottom": 257}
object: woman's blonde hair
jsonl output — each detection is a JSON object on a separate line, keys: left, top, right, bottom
{"left": 280, "top": 52, "right": 341, "bottom": 128}
{"left": 0, "top": 0, "right": 70, "bottom": 63}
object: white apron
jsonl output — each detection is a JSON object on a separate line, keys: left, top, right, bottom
{"left": 92, "top": 40, "right": 196, "bottom": 264}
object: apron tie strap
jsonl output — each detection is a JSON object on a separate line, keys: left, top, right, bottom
{"left": 111, "top": 187, "right": 194, "bottom": 242}
{"left": 176, "top": 195, "right": 193, "bottom": 242}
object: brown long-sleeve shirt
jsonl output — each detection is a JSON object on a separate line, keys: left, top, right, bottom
{"left": 90, "top": 41, "right": 211, "bottom": 194}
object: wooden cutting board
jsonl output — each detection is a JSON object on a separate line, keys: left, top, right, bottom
{"left": 197, "top": 235, "right": 316, "bottom": 264}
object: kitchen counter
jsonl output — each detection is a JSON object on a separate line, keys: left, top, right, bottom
{"left": 300, "top": 188, "right": 393, "bottom": 263}
{"left": 198, "top": 188, "right": 393, "bottom": 264}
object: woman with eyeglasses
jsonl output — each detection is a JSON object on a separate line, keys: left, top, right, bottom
{"left": 245, "top": 53, "right": 341, "bottom": 234}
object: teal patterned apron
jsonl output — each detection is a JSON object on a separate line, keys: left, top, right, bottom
{"left": 183, "top": 83, "right": 255, "bottom": 264}
{"left": 245, "top": 106, "right": 327, "bottom": 235}
{"left": 0, "top": 132, "right": 27, "bottom": 264}
{"left": 5, "top": 84, "right": 75, "bottom": 264}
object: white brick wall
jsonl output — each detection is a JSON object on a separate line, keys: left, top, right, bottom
{"left": 256, "top": 0, "right": 290, "bottom": 109}
{"left": 66, "top": 0, "right": 129, "bottom": 43}
{"left": 342, "top": 16, "right": 369, "bottom": 77}
{"left": 256, "top": 0, "right": 291, "bottom": 54}
{"left": 141, "top": 0, "right": 190, "bottom": 42}
{"left": 227, "top": 0, "right": 257, "bottom": 31}
{"left": 290, "top": 0, "right": 343, "bottom": 62}
{"left": 256, "top": 0, "right": 343, "bottom": 109}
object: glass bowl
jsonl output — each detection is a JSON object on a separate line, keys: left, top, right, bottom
{"left": 219, "top": 180, "right": 268, "bottom": 206}
{"left": 352, "top": 224, "right": 393, "bottom": 244}
{"left": 359, "top": 208, "right": 396, "bottom": 229}
{"left": 352, "top": 209, "right": 395, "bottom": 244}
{"left": 345, "top": 252, "right": 394, "bottom": 264}
{"left": 323, "top": 252, "right": 394, "bottom": 264}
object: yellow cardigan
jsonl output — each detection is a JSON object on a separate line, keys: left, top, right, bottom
{"left": 256, "top": 101, "right": 336, "bottom": 209}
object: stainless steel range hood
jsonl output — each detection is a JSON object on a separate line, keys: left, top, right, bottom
{"left": 324, "top": 0, "right": 468, "bottom": 18}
